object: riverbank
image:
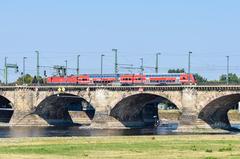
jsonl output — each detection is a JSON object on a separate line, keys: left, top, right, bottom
{"left": 0, "top": 135, "right": 240, "bottom": 159}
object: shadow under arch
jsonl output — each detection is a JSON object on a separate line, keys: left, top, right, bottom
{"left": 35, "top": 93, "right": 95, "bottom": 126}
{"left": 110, "top": 93, "right": 179, "bottom": 128}
{"left": 0, "top": 95, "right": 14, "bottom": 123}
{"left": 198, "top": 93, "right": 240, "bottom": 131}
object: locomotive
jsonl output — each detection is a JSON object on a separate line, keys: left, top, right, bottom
{"left": 47, "top": 73, "right": 197, "bottom": 85}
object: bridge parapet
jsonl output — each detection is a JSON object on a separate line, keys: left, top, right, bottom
{"left": 1, "top": 85, "right": 240, "bottom": 91}
{"left": 0, "top": 85, "right": 239, "bottom": 129}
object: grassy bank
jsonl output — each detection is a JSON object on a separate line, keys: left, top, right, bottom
{"left": 0, "top": 135, "right": 240, "bottom": 159}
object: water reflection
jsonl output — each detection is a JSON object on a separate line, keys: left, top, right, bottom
{"left": 0, "top": 125, "right": 180, "bottom": 138}
{"left": 0, "top": 122, "right": 234, "bottom": 138}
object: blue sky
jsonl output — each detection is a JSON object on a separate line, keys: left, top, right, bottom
{"left": 1, "top": 0, "right": 240, "bottom": 82}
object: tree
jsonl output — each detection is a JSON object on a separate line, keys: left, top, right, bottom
{"left": 168, "top": 68, "right": 185, "bottom": 73}
{"left": 32, "top": 76, "right": 38, "bottom": 84}
{"left": 193, "top": 73, "right": 207, "bottom": 84}
{"left": 16, "top": 74, "right": 33, "bottom": 85}
{"left": 32, "top": 76, "right": 44, "bottom": 85}
{"left": 219, "top": 73, "right": 240, "bottom": 84}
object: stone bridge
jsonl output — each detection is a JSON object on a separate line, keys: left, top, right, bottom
{"left": 1, "top": 85, "right": 240, "bottom": 130}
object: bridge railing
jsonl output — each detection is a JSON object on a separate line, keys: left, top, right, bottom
{"left": 1, "top": 84, "right": 240, "bottom": 92}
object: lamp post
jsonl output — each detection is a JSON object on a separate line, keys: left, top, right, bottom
{"left": 23, "top": 57, "right": 27, "bottom": 84}
{"left": 101, "top": 54, "right": 105, "bottom": 82}
{"left": 226, "top": 56, "right": 229, "bottom": 85}
{"left": 188, "top": 51, "right": 192, "bottom": 83}
{"left": 155, "top": 52, "right": 161, "bottom": 74}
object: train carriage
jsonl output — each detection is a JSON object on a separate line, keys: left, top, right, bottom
{"left": 77, "top": 75, "right": 91, "bottom": 85}
{"left": 146, "top": 74, "right": 180, "bottom": 85}
{"left": 47, "top": 73, "right": 197, "bottom": 85}
{"left": 90, "top": 74, "right": 117, "bottom": 85}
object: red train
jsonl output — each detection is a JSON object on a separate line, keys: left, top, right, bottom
{"left": 47, "top": 73, "right": 197, "bottom": 85}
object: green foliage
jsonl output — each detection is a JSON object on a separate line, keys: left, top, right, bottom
{"left": 168, "top": 68, "right": 185, "bottom": 73}
{"left": 16, "top": 74, "right": 33, "bottom": 85}
{"left": 16, "top": 74, "right": 45, "bottom": 85}
{"left": 218, "top": 146, "right": 232, "bottom": 152}
{"left": 204, "top": 157, "right": 217, "bottom": 159}
{"left": 191, "top": 145, "right": 197, "bottom": 151}
{"left": 205, "top": 149, "right": 213, "bottom": 153}
{"left": 219, "top": 73, "right": 240, "bottom": 84}
{"left": 0, "top": 136, "right": 238, "bottom": 158}
{"left": 194, "top": 73, "right": 207, "bottom": 84}
{"left": 32, "top": 76, "right": 44, "bottom": 84}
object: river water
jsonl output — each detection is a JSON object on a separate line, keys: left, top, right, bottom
{"left": 0, "top": 126, "right": 177, "bottom": 138}
{"left": 0, "top": 124, "right": 234, "bottom": 138}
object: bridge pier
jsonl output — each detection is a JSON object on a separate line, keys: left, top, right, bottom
{"left": 179, "top": 88, "right": 198, "bottom": 125}
{"left": 0, "top": 86, "right": 239, "bottom": 130}
{"left": 9, "top": 89, "right": 41, "bottom": 126}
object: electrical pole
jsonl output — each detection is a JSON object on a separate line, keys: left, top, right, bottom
{"left": 155, "top": 52, "right": 161, "bottom": 74}
{"left": 77, "top": 55, "right": 80, "bottom": 76}
{"left": 140, "top": 58, "right": 144, "bottom": 84}
{"left": 36, "top": 51, "right": 40, "bottom": 78}
{"left": 101, "top": 54, "right": 105, "bottom": 82}
{"left": 4, "top": 57, "right": 19, "bottom": 85}
{"left": 23, "top": 57, "right": 27, "bottom": 85}
{"left": 112, "top": 49, "right": 118, "bottom": 75}
{"left": 35, "top": 51, "right": 40, "bottom": 84}
{"left": 140, "top": 58, "right": 144, "bottom": 75}
{"left": 226, "top": 56, "right": 229, "bottom": 85}
{"left": 65, "top": 60, "right": 68, "bottom": 76}
{"left": 4, "top": 57, "right": 7, "bottom": 84}
{"left": 188, "top": 51, "right": 192, "bottom": 83}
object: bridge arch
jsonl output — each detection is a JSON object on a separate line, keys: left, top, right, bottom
{"left": 198, "top": 93, "right": 240, "bottom": 130}
{"left": 0, "top": 95, "right": 14, "bottom": 123}
{"left": 35, "top": 93, "right": 95, "bottom": 126}
{"left": 110, "top": 93, "right": 180, "bottom": 128}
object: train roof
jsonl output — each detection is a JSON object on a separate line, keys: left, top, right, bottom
{"left": 48, "top": 73, "right": 189, "bottom": 78}
{"left": 89, "top": 74, "right": 118, "bottom": 78}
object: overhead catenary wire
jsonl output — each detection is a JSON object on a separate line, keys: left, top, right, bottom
{"left": 1, "top": 50, "right": 240, "bottom": 82}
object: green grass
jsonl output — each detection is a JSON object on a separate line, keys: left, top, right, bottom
{"left": 0, "top": 135, "right": 240, "bottom": 159}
